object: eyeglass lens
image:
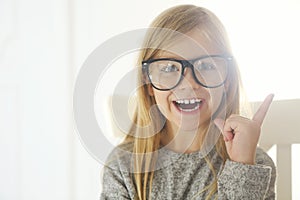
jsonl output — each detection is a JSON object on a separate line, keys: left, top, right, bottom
{"left": 147, "top": 56, "right": 228, "bottom": 90}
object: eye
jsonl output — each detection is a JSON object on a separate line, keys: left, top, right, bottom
{"left": 195, "top": 61, "right": 216, "bottom": 71}
{"left": 160, "top": 63, "right": 179, "bottom": 72}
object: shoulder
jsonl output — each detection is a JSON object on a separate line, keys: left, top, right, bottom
{"left": 255, "top": 146, "right": 277, "bottom": 175}
{"left": 255, "top": 146, "right": 277, "bottom": 181}
{"left": 255, "top": 147, "right": 277, "bottom": 198}
{"left": 103, "top": 141, "right": 134, "bottom": 173}
{"left": 101, "top": 142, "right": 137, "bottom": 199}
{"left": 255, "top": 147, "right": 275, "bottom": 168}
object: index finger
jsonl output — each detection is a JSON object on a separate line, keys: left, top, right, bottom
{"left": 252, "top": 94, "right": 274, "bottom": 126}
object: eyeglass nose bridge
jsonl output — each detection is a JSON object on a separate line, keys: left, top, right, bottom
{"left": 180, "top": 60, "right": 207, "bottom": 88}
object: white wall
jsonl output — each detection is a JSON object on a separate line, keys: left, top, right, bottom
{"left": 0, "top": 0, "right": 299, "bottom": 199}
{"left": 0, "top": 0, "right": 100, "bottom": 199}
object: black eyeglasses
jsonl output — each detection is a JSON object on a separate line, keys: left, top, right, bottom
{"left": 142, "top": 55, "right": 233, "bottom": 91}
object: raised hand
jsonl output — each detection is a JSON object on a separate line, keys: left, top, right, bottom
{"left": 214, "top": 94, "right": 274, "bottom": 165}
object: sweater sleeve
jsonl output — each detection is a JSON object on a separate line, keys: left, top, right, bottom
{"left": 217, "top": 148, "right": 276, "bottom": 200}
{"left": 100, "top": 165, "right": 131, "bottom": 200}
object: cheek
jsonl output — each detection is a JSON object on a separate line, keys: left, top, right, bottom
{"left": 208, "top": 86, "right": 225, "bottom": 113}
{"left": 152, "top": 90, "right": 171, "bottom": 115}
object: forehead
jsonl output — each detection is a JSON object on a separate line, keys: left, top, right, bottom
{"left": 156, "top": 28, "right": 224, "bottom": 60}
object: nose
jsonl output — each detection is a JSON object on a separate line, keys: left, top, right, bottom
{"left": 178, "top": 67, "right": 200, "bottom": 90}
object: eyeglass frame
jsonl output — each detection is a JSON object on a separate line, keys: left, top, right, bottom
{"left": 142, "top": 54, "right": 233, "bottom": 91}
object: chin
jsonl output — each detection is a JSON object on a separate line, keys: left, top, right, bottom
{"left": 177, "top": 121, "right": 202, "bottom": 132}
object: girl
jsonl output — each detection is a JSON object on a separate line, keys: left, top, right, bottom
{"left": 100, "top": 4, "right": 276, "bottom": 200}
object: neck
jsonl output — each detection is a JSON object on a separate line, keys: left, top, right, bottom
{"left": 160, "top": 122, "right": 207, "bottom": 154}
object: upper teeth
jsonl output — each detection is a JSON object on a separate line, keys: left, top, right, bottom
{"left": 175, "top": 99, "right": 202, "bottom": 104}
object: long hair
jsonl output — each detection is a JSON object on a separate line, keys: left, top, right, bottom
{"left": 123, "top": 4, "right": 243, "bottom": 199}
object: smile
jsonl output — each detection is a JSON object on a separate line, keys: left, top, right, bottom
{"left": 173, "top": 98, "right": 203, "bottom": 112}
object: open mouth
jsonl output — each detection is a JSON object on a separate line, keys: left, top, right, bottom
{"left": 173, "top": 98, "right": 203, "bottom": 112}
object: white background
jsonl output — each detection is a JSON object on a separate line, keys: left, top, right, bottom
{"left": 0, "top": 0, "right": 299, "bottom": 199}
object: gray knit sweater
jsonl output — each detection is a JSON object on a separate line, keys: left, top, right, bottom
{"left": 100, "top": 143, "right": 276, "bottom": 199}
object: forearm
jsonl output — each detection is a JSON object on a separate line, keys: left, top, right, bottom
{"left": 217, "top": 160, "right": 274, "bottom": 200}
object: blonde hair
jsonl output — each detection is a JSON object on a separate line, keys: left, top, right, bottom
{"left": 123, "top": 4, "right": 243, "bottom": 200}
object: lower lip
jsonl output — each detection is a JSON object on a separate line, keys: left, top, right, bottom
{"left": 172, "top": 101, "right": 204, "bottom": 115}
